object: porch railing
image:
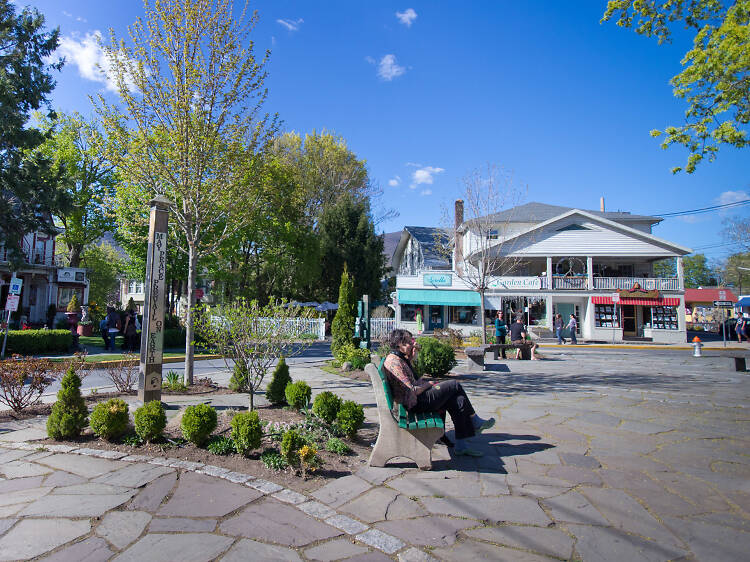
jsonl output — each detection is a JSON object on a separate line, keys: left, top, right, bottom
{"left": 593, "top": 277, "right": 679, "bottom": 291}
{"left": 370, "top": 318, "right": 397, "bottom": 340}
{"left": 552, "top": 276, "right": 587, "bottom": 290}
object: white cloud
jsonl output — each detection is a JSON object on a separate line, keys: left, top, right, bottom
{"left": 62, "top": 10, "right": 72, "bottom": 17}
{"left": 420, "top": 189, "right": 432, "bottom": 196}
{"left": 396, "top": 8, "right": 417, "bottom": 27}
{"left": 61, "top": 10, "right": 87, "bottom": 23}
{"left": 388, "top": 176, "right": 401, "bottom": 187}
{"left": 717, "top": 190, "right": 749, "bottom": 205}
{"left": 58, "top": 31, "right": 137, "bottom": 93}
{"left": 410, "top": 166, "right": 444, "bottom": 188}
{"left": 277, "top": 18, "right": 303, "bottom": 32}
{"left": 377, "top": 54, "right": 405, "bottom": 81}
{"left": 364, "top": 55, "right": 376, "bottom": 65}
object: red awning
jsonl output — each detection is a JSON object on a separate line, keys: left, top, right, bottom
{"left": 592, "top": 296, "right": 680, "bottom": 306}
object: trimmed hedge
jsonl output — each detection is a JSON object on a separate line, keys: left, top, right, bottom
{"left": 163, "top": 328, "right": 186, "bottom": 348}
{"left": 6, "top": 330, "right": 72, "bottom": 355}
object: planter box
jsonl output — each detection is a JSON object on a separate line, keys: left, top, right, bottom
{"left": 77, "top": 324, "right": 93, "bottom": 337}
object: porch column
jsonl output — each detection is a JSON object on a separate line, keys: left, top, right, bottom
{"left": 676, "top": 256, "right": 685, "bottom": 290}
{"left": 546, "top": 256, "right": 552, "bottom": 290}
{"left": 587, "top": 256, "right": 594, "bottom": 290}
{"left": 546, "top": 297, "right": 554, "bottom": 329}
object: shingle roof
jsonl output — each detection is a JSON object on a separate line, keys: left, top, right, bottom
{"left": 684, "top": 288, "right": 738, "bottom": 303}
{"left": 404, "top": 226, "right": 451, "bottom": 269}
{"left": 382, "top": 231, "right": 402, "bottom": 269}
{"left": 480, "top": 202, "right": 661, "bottom": 225}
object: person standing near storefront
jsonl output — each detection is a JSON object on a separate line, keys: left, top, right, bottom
{"left": 566, "top": 313, "right": 578, "bottom": 345}
{"left": 495, "top": 310, "right": 508, "bottom": 358}
{"left": 415, "top": 309, "right": 423, "bottom": 334}
{"left": 555, "top": 313, "right": 566, "bottom": 344}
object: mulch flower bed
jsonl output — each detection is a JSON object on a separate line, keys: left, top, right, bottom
{"left": 43, "top": 404, "right": 376, "bottom": 493}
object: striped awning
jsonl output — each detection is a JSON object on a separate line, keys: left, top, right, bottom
{"left": 592, "top": 296, "right": 681, "bottom": 306}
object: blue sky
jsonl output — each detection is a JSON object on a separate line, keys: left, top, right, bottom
{"left": 25, "top": 0, "right": 749, "bottom": 264}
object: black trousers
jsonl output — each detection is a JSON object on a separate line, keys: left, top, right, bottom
{"left": 496, "top": 334, "right": 507, "bottom": 358}
{"left": 410, "top": 380, "right": 476, "bottom": 440}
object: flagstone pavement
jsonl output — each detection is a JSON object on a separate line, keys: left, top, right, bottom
{"left": 0, "top": 346, "right": 748, "bottom": 561}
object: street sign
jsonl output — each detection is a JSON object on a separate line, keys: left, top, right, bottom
{"left": 611, "top": 293, "right": 620, "bottom": 303}
{"left": 713, "top": 300, "right": 733, "bottom": 307}
{"left": 718, "top": 290, "right": 727, "bottom": 300}
{"left": 4, "top": 295, "right": 20, "bottom": 312}
{"left": 9, "top": 278, "right": 22, "bottom": 295}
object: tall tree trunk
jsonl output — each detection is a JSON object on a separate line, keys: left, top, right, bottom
{"left": 69, "top": 245, "right": 82, "bottom": 268}
{"left": 480, "top": 288, "right": 487, "bottom": 344}
{"left": 185, "top": 245, "right": 197, "bottom": 385}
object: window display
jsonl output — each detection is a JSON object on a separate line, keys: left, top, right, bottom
{"left": 594, "top": 304, "right": 619, "bottom": 328}
{"left": 651, "top": 306, "right": 678, "bottom": 330}
{"left": 450, "top": 306, "right": 479, "bottom": 325}
{"left": 400, "top": 304, "right": 422, "bottom": 322}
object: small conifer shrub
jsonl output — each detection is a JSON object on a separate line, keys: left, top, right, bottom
{"left": 133, "top": 400, "right": 167, "bottom": 442}
{"left": 90, "top": 398, "right": 130, "bottom": 440}
{"left": 280, "top": 428, "right": 305, "bottom": 467}
{"left": 312, "top": 391, "right": 342, "bottom": 424}
{"left": 47, "top": 366, "right": 88, "bottom": 440}
{"left": 231, "top": 411, "right": 263, "bottom": 455}
{"left": 285, "top": 380, "right": 311, "bottom": 410}
{"left": 266, "top": 357, "right": 292, "bottom": 405}
{"left": 180, "top": 404, "right": 217, "bottom": 446}
{"left": 229, "top": 363, "right": 250, "bottom": 393}
{"left": 336, "top": 400, "right": 365, "bottom": 439}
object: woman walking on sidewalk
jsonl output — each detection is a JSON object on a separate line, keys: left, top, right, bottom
{"left": 566, "top": 314, "right": 578, "bottom": 345}
{"left": 383, "top": 329, "right": 495, "bottom": 457}
{"left": 555, "top": 313, "right": 566, "bottom": 344}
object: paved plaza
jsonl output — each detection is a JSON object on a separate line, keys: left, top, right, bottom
{"left": 0, "top": 346, "right": 748, "bottom": 561}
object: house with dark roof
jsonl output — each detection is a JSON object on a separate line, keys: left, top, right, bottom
{"left": 390, "top": 201, "right": 691, "bottom": 343}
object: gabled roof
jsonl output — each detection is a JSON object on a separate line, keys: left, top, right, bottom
{"left": 479, "top": 202, "right": 662, "bottom": 226}
{"left": 382, "top": 231, "right": 402, "bottom": 269}
{"left": 471, "top": 208, "right": 691, "bottom": 259}
{"left": 685, "top": 288, "right": 738, "bottom": 303}
{"left": 392, "top": 226, "right": 451, "bottom": 271}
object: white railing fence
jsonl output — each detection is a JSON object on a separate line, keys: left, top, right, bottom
{"left": 370, "top": 318, "right": 397, "bottom": 340}
{"left": 211, "top": 316, "right": 325, "bottom": 340}
{"left": 593, "top": 277, "right": 679, "bottom": 291}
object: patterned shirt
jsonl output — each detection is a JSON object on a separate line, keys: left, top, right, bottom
{"left": 383, "top": 352, "right": 419, "bottom": 410}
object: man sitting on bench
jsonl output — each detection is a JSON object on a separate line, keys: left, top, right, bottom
{"left": 508, "top": 315, "right": 539, "bottom": 360}
{"left": 383, "top": 329, "right": 495, "bottom": 457}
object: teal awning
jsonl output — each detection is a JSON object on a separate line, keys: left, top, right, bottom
{"left": 398, "top": 289, "right": 480, "bottom": 307}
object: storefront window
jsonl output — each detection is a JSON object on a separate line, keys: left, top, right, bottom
{"left": 57, "top": 287, "right": 83, "bottom": 310}
{"left": 528, "top": 298, "right": 546, "bottom": 325}
{"left": 651, "top": 306, "right": 678, "bottom": 330}
{"left": 450, "top": 306, "right": 479, "bottom": 325}
{"left": 594, "top": 304, "right": 619, "bottom": 328}
{"left": 401, "top": 304, "right": 422, "bottom": 322}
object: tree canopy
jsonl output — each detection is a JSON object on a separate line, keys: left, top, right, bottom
{"left": 0, "top": 0, "right": 64, "bottom": 267}
{"left": 602, "top": 0, "right": 749, "bottom": 173}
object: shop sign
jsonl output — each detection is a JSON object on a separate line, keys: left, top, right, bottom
{"left": 423, "top": 273, "right": 452, "bottom": 287}
{"left": 619, "top": 281, "right": 659, "bottom": 299}
{"left": 489, "top": 276, "right": 541, "bottom": 290}
{"left": 57, "top": 268, "right": 86, "bottom": 283}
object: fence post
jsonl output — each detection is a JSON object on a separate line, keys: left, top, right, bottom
{"left": 318, "top": 318, "right": 325, "bottom": 341}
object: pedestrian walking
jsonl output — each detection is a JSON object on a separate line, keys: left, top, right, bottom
{"left": 105, "top": 307, "right": 121, "bottom": 352}
{"left": 555, "top": 313, "right": 566, "bottom": 344}
{"left": 123, "top": 309, "right": 138, "bottom": 352}
{"left": 495, "top": 310, "right": 508, "bottom": 358}
{"left": 566, "top": 313, "right": 578, "bottom": 345}
{"left": 737, "top": 315, "right": 748, "bottom": 343}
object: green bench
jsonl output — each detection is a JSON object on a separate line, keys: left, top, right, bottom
{"left": 366, "top": 358, "right": 445, "bottom": 470}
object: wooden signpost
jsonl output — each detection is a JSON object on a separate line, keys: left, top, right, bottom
{"left": 138, "top": 196, "right": 172, "bottom": 403}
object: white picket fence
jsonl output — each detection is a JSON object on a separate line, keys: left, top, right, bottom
{"left": 370, "top": 318, "right": 397, "bottom": 340}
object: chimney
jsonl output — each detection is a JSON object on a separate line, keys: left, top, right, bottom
{"left": 454, "top": 200, "right": 464, "bottom": 273}
{"left": 600, "top": 197, "right": 605, "bottom": 212}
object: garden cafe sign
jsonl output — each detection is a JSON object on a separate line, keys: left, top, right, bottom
{"left": 489, "top": 276, "right": 542, "bottom": 290}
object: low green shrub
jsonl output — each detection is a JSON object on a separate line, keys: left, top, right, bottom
{"left": 207, "top": 435, "right": 236, "bottom": 455}
{"left": 347, "top": 347, "right": 372, "bottom": 370}
{"left": 333, "top": 341, "right": 356, "bottom": 364}
{"left": 180, "top": 404, "right": 217, "bottom": 446}
{"left": 413, "top": 337, "right": 457, "bottom": 377}
{"left": 266, "top": 357, "right": 291, "bottom": 405}
{"left": 90, "top": 398, "right": 130, "bottom": 440}
{"left": 229, "top": 363, "right": 250, "bottom": 393}
{"left": 285, "top": 380, "right": 311, "bottom": 410}
{"left": 231, "top": 411, "right": 263, "bottom": 455}
{"left": 133, "top": 400, "right": 167, "bottom": 442}
{"left": 336, "top": 400, "right": 365, "bottom": 439}
{"left": 326, "top": 437, "right": 351, "bottom": 455}
{"left": 47, "top": 366, "right": 88, "bottom": 440}
{"left": 163, "top": 327, "right": 186, "bottom": 348}
{"left": 280, "top": 428, "right": 306, "bottom": 467}
{"left": 260, "top": 447, "right": 287, "bottom": 470}
{"left": 312, "top": 391, "right": 342, "bottom": 424}
{"left": 6, "top": 330, "right": 72, "bottom": 355}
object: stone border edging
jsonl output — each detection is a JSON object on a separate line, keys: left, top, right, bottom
{"left": 0, "top": 440, "right": 431, "bottom": 559}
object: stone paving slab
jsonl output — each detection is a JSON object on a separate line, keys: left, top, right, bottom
{"left": 222, "top": 538, "right": 302, "bottom": 561}
{"left": 341, "top": 487, "right": 426, "bottom": 523}
{"left": 40, "top": 536, "right": 114, "bottom": 562}
{"left": 158, "top": 471, "right": 262, "bottom": 517}
{"left": 421, "top": 495, "right": 551, "bottom": 526}
{"left": 375, "top": 516, "right": 476, "bottom": 548}
{"left": 36, "top": 453, "right": 127, "bottom": 478}
{"left": 430, "top": 539, "right": 556, "bottom": 561}
{"left": 464, "top": 525, "right": 575, "bottom": 559}
{"left": 113, "top": 532, "right": 234, "bottom": 562}
{"left": 304, "top": 538, "right": 370, "bottom": 561}
{"left": 96, "top": 511, "right": 152, "bottom": 549}
{"left": 20, "top": 491, "right": 136, "bottom": 517}
{"left": 0, "top": 518, "right": 90, "bottom": 561}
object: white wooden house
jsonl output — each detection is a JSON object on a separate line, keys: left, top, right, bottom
{"left": 391, "top": 202, "right": 690, "bottom": 344}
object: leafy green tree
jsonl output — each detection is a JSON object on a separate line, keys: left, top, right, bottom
{"left": 97, "top": 0, "right": 278, "bottom": 384}
{"left": 0, "top": 0, "right": 65, "bottom": 267}
{"left": 717, "top": 251, "right": 750, "bottom": 292}
{"left": 331, "top": 266, "right": 356, "bottom": 358}
{"left": 35, "top": 112, "right": 117, "bottom": 267}
{"left": 602, "top": 0, "right": 749, "bottom": 173}
{"left": 683, "top": 253, "right": 717, "bottom": 287}
{"left": 80, "top": 242, "right": 123, "bottom": 319}
{"left": 318, "top": 194, "right": 386, "bottom": 302}
{"left": 652, "top": 258, "right": 676, "bottom": 278}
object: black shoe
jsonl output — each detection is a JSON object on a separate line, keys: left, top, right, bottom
{"left": 439, "top": 435, "right": 455, "bottom": 448}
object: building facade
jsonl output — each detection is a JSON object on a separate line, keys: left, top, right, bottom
{"left": 1, "top": 231, "right": 89, "bottom": 327}
{"left": 391, "top": 202, "right": 691, "bottom": 344}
